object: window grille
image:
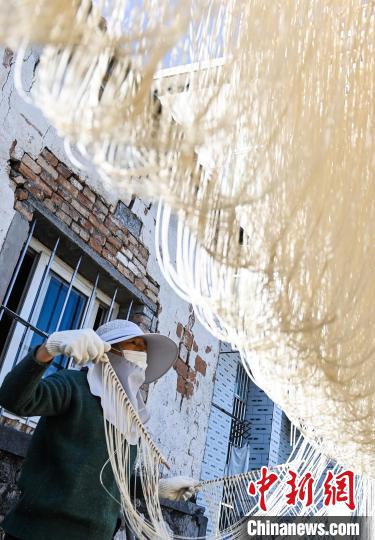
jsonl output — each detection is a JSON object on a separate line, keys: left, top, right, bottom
{"left": 228, "top": 362, "right": 250, "bottom": 448}
{"left": 0, "top": 219, "right": 128, "bottom": 425}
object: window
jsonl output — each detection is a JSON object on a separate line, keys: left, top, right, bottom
{"left": 0, "top": 236, "right": 119, "bottom": 382}
{"left": 0, "top": 230, "right": 122, "bottom": 427}
{"left": 229, "top": 362, "right": 251, "bottom": 449}
{"left": 28, "top": 271, "right": 88, "bottom": 375}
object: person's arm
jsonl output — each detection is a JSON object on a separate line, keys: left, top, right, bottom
{"left": 0, "top": 345, "right": 72, "bottom": 417}
{"left": 0, "top": 328, "right": 111, "bottom": 417}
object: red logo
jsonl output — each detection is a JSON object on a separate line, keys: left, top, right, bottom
{"left": 247, "top": 467, "right": 356, "bottom": 512}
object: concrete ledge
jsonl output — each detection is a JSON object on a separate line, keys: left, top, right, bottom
{"left": 159, "top": 498, "right": 206, "bottom": 516}
{"left": 0, "top": 424, "right": 32, "bottom": 458}
{"left": 139, "top": 497, "right": 208, "bottom": 537}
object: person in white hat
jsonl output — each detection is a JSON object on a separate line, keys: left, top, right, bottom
{"left": 0, "top": 320, "right": 200, "bottom": 540}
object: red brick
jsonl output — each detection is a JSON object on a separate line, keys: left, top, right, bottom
{"left": 26, "top": 184, "right": 45, "bottom": 201}
{"left": 144, "top": 288, "right": 158, "bottom": 304}
{"left": 22, "top": 154, "right": 41, "bottom": 175}
{"left": 41, "top": 148, "right": 59, "bottom": 167}
{"left": 175, "top": 358, "right": 188, "bottom": 379}
{"left": 88, "top": 213, "right": 108, "bottom": 236}
{"left": 138, "top": 244, "right": 149, "bottom": 262}
{"left": 103, "top": 241, "right": 118, "bottom": 257}
{"left": 11, "top": 175, "right": 25, "bottom": 186}
{"left": 56, "top": 184, "right": 72, "bottom": 202}
{"left": 57, "top": 179, "right": 79, "bottom": 198}
{"left": 61, "top": 202, "right": 80, "bottom": 222}
{"left": 77, "top": 192, "right": 94, "bottom": 210}
{"left": 106, "top": 235, "right": 122, "bottom": 251}
{"left": 176, "top": 375, "right": 186, "bottom": 395}
{"left": 89, "top": 236, "right": 103, "bottom": 254}
{"left": 132, "top": 314, "right": 152, "bottom": 330}
{"left": 83, "top": 186, "right": 96, "bottom": 204}
{"left": 15, "top": 188, "right": 28, "bottom": 201}
{"left": 134, "top": 277, "right": 146, "bottom": 292}
{"left": 176, "top": 323, "right": 184, "bottom": 338}
{"left": 127, "top": 260, "right": 141, "bottom": 278}
{"left": 71, "top": 221, "right": 81, "bottom": 236}
{"left": 94, "top": 232, "right": 106, "bottom": 246}
{"left": 33, "top": 175, "right": 54, "bottom": 196}
{"left": 94, "top": 210, "right": 107, "bottom": 223}
{"left": 42, "top": 198, "right": 56, "bottom": 214}
{"left": 127, "top": 234, "right": 140, "bottom": 248}
{"left": 18, "top": 162, "right": 38, "bottom": 182}
{"left": 40, "top": 170, "right": 59, "bottom": 190}
{"left": 184, "top": 330, "right": 193, "bottom": 350}
{"left": 133, "top": 257, "right": 146, "bottom": 275}
{"left": 95, "top": 199, "right": 109, "bottom": 216}
{"left": 37, "top": 155, "right": 58, "bottom": 179}
{"left": 51, "top": 192, "right": 64, "bottom": 207}
{"left": 188, "top": 369, "right": 196, "bottom": 383}
{"left": 193, "top": 340, "right": 199, "bottom": 353}
{"left": 185, "top": 381, "right": 194, "bottom": 398}
{"left": 55, "top": 209, "right": 72, "bottom": 226}
{"left": 120, "top": 247, "right": 133, "bottom": 260}
{"left": 70, "top": 176, "right": 84, "bottom": 191}
{"left": 57, "top": 162, "right": 72, "bottom": 179}
{"left": 117, "top": 263, "right": 135, "bottom": 283}
{"left": 105, "top": 214, "right": 123, "bottom": 232}
{"left": 134, "top": 253, "right": 148, "bottom": 270}
{"left": 71, "top": 199, "right": 90, "bottom": 219}
{"left": 195, "top": 355, "right": 207, "bottom": 376}
{"left": 71, "top": 222, "right": 90, "bottom": 242}
{"left": 102, "top": 247, "right": 118, "bottom": 266}
{"left": 115, "top": 228, "right": 129, "bottom": 242}
{"left": 80, "top": 218, "right": 95, "bottom": 234}
{"left": 147, "top": 274, "right": 159, "bottom": 289}
{"left": 144, "top": 277, "right": 159, "bottom": 295}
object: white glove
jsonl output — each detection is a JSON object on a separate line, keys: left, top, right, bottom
{"left": 158, "top": 476, "right": 201, "bottom": 502}
{"left": 45, "top": 328, "right": 111, "bottom": 365}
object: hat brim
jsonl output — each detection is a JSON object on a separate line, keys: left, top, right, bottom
{"left": 107, "top": 332, "right": 178, "bottom": 384}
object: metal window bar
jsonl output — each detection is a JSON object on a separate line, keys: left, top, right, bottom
{"left": 219, "top": 362, "right": 251, "bottom": 531}
{"left": 67, "top": 273, "right": 100, "bottom": 369}
{"left": 105, "top": 288, "right": 118, "bottom": 323}
{"left": 1, "top": 243, "right": 118, "bottom": 364}
{"left": 12, "top": 237, "right": 60, "bottom": 368}
{"left": 80, "top": 273, "right": 100, "bottom": 329}
{"left": 55, "top": 256, "right": 82, "bottom": 332}
{"left": 229, "top": 362, "right": 250, "bottom": 448}
{"left": 0, "top": 220, "right": 36, "bottom": 323}
{"left": 0, "top": 233, "right": 122, "bottom": 426}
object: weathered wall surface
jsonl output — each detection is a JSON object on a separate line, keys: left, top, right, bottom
{"left": 0, "top": 449, "right": 22, "bottom": 535}
{"left": 0, "top": 47, "right": 219, "bottom": 480}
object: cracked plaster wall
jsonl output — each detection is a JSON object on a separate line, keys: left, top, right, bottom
{"left": 0, "top": 47, "right": 220, "bottom": 479}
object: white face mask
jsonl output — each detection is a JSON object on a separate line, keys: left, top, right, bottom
{"left": 87, "top": 351, "right": 150, "bottom": 444}
{"left": 112, "top": 349, "right": 148, "bottom": 370}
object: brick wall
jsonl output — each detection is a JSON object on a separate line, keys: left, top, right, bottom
{"left": 8, "top": 145, "right": 160, "bottom": 324}
{"left": 173, "top": 305, "right": 208, "bottom": 399}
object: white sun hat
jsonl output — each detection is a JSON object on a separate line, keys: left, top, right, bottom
{"left": 95, "top": 319, "right": 178, "bottom": 383}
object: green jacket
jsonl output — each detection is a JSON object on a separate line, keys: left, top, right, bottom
{"left": 0, "top": 348, "right": 136, "bottom": 540}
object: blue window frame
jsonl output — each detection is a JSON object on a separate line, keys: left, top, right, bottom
{"left": 29, "top": 272, "right": 87, "bottom": 376}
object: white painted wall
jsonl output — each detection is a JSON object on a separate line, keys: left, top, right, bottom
{"left": 0, "top": 47, "right": 220, "bottom": 479}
